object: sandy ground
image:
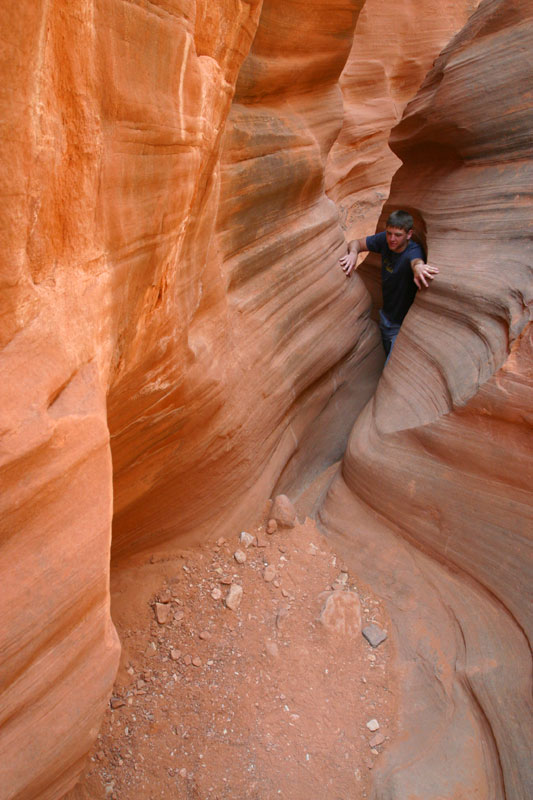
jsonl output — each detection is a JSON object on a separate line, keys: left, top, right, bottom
{"left": 70, "top": 508, "right": 395, "bottom": 800}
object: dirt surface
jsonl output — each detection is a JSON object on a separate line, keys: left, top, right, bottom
{"left": 70, "top": 515, "right": 396, "bottom": 800}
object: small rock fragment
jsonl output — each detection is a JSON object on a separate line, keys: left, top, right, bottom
{"left": 270, "top": 494, "right": 297, "bottom": 528}
{"left": 234, "top": 549, "right": 246, "bottom": 564}
{"left": 362, "top": 623, "right": 387, "bottom": 647}
{"left": 263, "top": 564, "right": 276, "bottom": 582}
{"left": 220, "top": 576, "right": 232, "bottom": 585}
{"left": 154, "top": 603, "right": 171, "bottom": 625}
{"left": 334, "top": 572, "right": 348, "bottom": 586}
{"left": 266, "top": 519, "right": 278, "bottom": 534}
{"left": 211, "top": 587, "right": 222, "bottom": 600}
{"left": 110, "top": 697, "right": 125, "bottom": 709}
{"left": 369, "top": 732, "right": 386, "bottom": 748}
{"left": 199, "top": 630, "right": 211, "bottom": 640}
{"left": 366, "top": 719, "right": 380, "bottom": 731}
{"left": 256, "top": 535, "right": 268, "bottom": 548}
{"left": 144, "top": 642, "right": 157, "bottom": 657}
{"left": 179, "top": 768, "right": 187, "bottom": 778}
{"left": 239, "top": 531, "right": 255, "bottom": 548}
{"left": 216, "top": 537, "right": 226, "bottom": 546}
{"left": 170, "top": 649, "right": 181, "bottom": 661}
{"left": 192, "top": 656, "right": 202, "bottom": 667}
{"left": 183, "top": 655, "right": 192, "bottom": 666}
{"left": 225, "top": 583, "right": 243, "bottom": 611}
{"left": 174, "top": 609, "right": 184, "bottom": 621}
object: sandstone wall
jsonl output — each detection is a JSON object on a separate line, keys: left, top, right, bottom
{"left": 1, "top": 1, "right": 264, "bottom": 797}
{"left": 109, "top": 0, "right": 384, "bottom": 559}
{"left": 1, "top": 1, "right": 379, "bottom": 797}
{"left": 2, "top": 0, "right": 531, "bottom": 797}
{"left": 320, "top": 1, "right": 533, "bottom": 797}
{"left": 326, "top": 0, "right": 480, "bottom": 241}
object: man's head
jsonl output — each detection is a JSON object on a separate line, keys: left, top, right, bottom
{"left": 385, "top": 209, "right": 413, "bottom": 253}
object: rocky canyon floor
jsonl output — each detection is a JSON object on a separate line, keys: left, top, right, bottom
{"left": 69, "top": 479, "right": 395, "bottom": 800}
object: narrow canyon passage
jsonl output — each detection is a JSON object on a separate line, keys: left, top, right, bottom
{"left": 69, "top": 490, "right": 397, "bottom": 800}
{"left": 1, "top": 1, "right": 532, "bottom": 800}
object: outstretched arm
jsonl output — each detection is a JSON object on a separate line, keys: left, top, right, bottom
{"left": 411, "top": 258, "right": 439, "bottom": 290}
{"left": 339, "top": 238, "right": 368, "bottom": 277}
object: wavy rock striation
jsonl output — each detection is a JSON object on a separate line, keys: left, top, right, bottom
{"left": 1, "top": 1, "right": 262, "bottom": 798}
{"left": 2, "top": 0, "right": 531, "bottom": 797}
{"left": 326, "top": 0, "right": 481, "bottom": 240}
{"left": 109, "top": 0, "right": 384, "bottom": 558}
{"left": 320, "top": 0, "right": 533, "bottom": 797}
{"left": 1, "top": 1, "right": 379, "bottom": 797}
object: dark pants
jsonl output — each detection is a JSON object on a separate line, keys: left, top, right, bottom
{"left": 379, "top": 310, "right": 401, "bottom": 361}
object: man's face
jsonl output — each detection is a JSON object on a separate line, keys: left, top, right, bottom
{"left": 386, "top": 226, "right": 412, "bottom": 253}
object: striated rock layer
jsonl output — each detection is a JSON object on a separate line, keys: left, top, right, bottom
{"left": 109, "top": 0, "right": 383, "bottom": 558}
{"left": 1, "top": 1, "right": 263, "bottom": 798}
{"left": 326, "top": 0, "right": 481, "bottom": 240}
{"left": 320, "top": 0, "right": 533, "bottom": 797}
{"left": 2, "top": 0, "right": 531, "bottom": 798}
{"left": 2, "top": 1, "right": 381, "bottom": 797}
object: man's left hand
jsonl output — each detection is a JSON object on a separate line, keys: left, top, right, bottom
{"left": 412, "top": 261, "right": 439, "bottom": 290}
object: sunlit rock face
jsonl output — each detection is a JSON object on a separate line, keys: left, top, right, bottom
{"left": 326, "top": 0, "right": 481, "bottom": 240}
{"left": 1, "top": 1, "right": 382, "bottom": 797}
{"left": 1, "top": 2, "right": 262, "bottom": 798}
{"left": 320, "top": 0, "right": 533, "bottom": 796}
{"left": 3, "top": 0, "right": 531, "bottom": 798}
{"left": 110, "top": 0, "right": 383, "bottom": 558}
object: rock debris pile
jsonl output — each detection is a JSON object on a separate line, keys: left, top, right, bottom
{"left": 72, "top": 502, "right": 395, "bottom": 800}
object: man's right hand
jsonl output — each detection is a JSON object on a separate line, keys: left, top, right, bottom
{"left": 339, "top": 251, "right": 358, "bottom": 277}
{"left": 340, "top": 238, "right": 367, "bottom": 277}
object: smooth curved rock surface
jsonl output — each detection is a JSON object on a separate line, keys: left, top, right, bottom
{"left": 326, "top": 0, "right": 481, "bottom": 240}
{"left": 110, "top": 0, "right": 384, "bottom": 558}
{"left": 320, "top": 1, "right": 533, "bottom": 796}
{"left": 1, "top": 1, "right": 380, "bottom": 797}
{"left": 2, "top": 0, "right": 531, "bottom": 798}
{"left": 1, "top": 1, "right": 262, "bottom": 797}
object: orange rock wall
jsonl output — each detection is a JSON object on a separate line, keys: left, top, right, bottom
{"left": 2, "top": 1, "right": 380, "bottom": 797}
{"left": 109, "top": 0, "right": 384, "bottom": 559}
{"left": 326, "top": 0, "right": 481, "bottom": 240}
{"left": 1, "top": 1, "right": 264, "bottom": 798}
{"left": 321, "top": 0, "right": 533, "bottom": 796}
{"left": 3, "top": 0, "right": 531, "bottom": 797}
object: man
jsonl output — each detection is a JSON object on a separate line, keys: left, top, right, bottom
{"left": 339, "top": 210, "right": 439, "bottom": 357}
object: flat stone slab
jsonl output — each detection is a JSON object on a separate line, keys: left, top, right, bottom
{"left": 362, "top": 623, "right": 387, "bottom": 648}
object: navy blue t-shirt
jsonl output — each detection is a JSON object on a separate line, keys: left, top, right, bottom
{"left": 366, "top": 232, "right": 424, "bottom": 325}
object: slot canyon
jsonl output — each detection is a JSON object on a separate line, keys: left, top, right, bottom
{"left": 1, "top": 0, "right": 531, "bottom": 798}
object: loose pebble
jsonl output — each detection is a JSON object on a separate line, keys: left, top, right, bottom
{"left": 240, "top": 531, "right": 255, "bottom": 548}
{"left": 154, "top": 602, "right": 171, "bottom": 625}
{"left": 362, "top": 623, "right": 388, "bottom": 648}
{"left": 225, "top": 583, "right": 243, "bottom": 611}
{"left": 369, "top": 732, "right": 385, "bottom": 748}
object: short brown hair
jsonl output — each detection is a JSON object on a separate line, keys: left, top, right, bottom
{"left": 386, "top": 210, "right": 413, "bottom": 232}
